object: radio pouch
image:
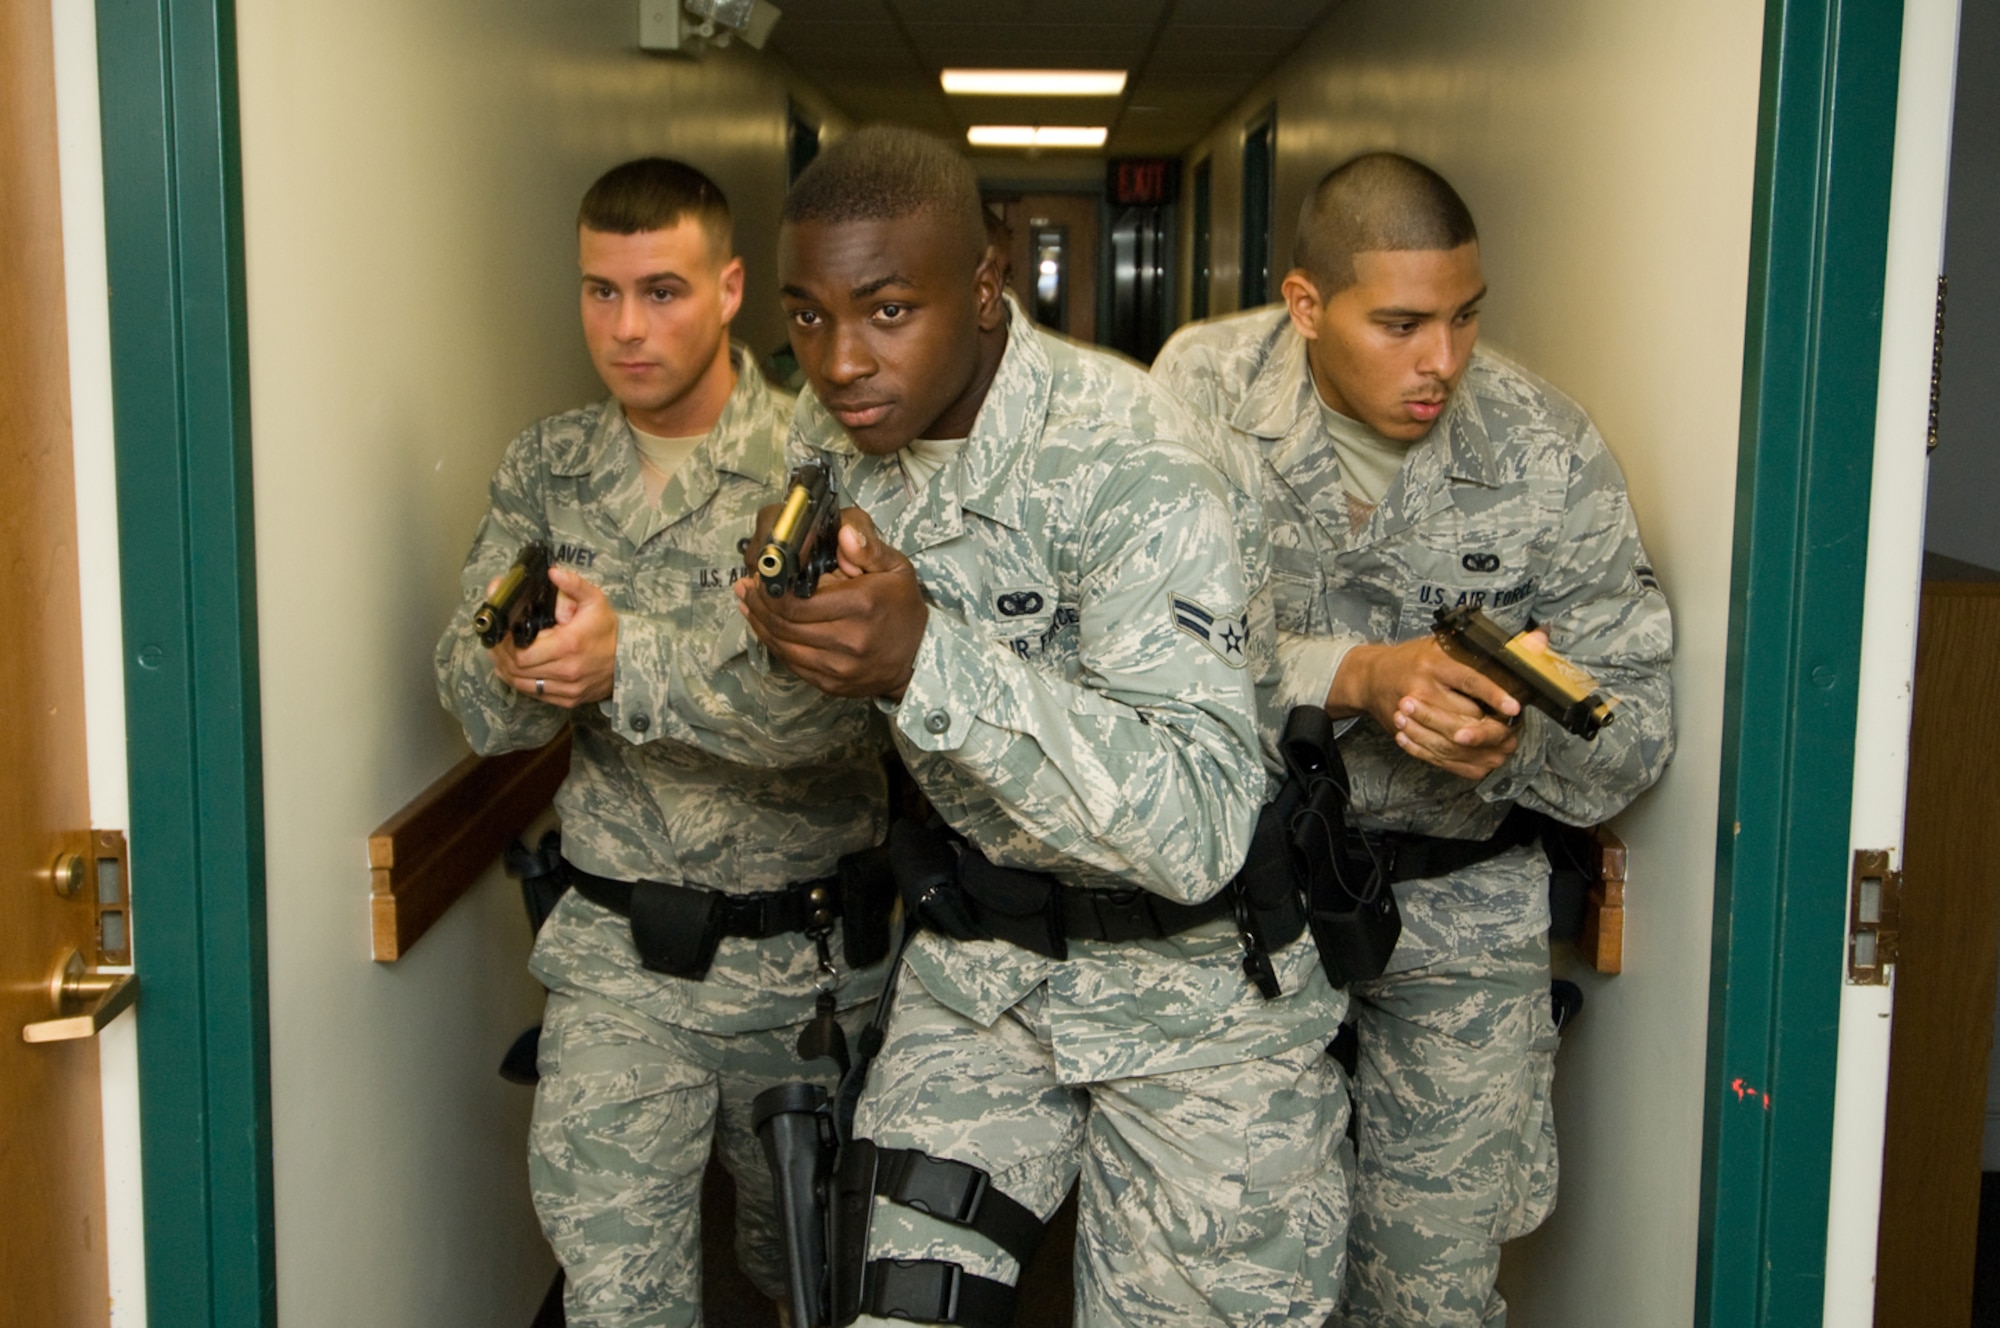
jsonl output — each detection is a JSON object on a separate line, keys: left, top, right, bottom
{"left": 1277, "top": 706, "right": 1404, "bottom": 986}
{"left": 1296, "top": 778, "right": 1403, "bottom": 984}
{"left": 837, "top": 843, "right": 897, "bottom": 969}
{"left": 890, "top": 820, "right": 981, "bottom": 941}
{"left": 957, "top": 854, "right": 1067, "bottom": 961}
{"left": 628, "top": 879, "right": 726, "bottom": 979}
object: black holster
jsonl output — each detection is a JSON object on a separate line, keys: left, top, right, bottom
{"left": 1275, "top": 706, "right": 1405, "bottom": 986}
{"left": 830, "top": 1137, "right": 880, "bottom": 1326}
{"left": 753, "top": 1082, "right": 839, "bottom": 1328}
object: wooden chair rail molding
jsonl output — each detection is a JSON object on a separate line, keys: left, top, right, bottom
{"left": 364, "top": 735, "right": 1628, "bottom": 968}
{"left": 1581, "top": 827, "right": 1627, "bottom": 975}
{"left": 369, "top": 732, "right": 572, "bottom": 961}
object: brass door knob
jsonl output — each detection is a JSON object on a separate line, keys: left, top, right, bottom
{"left": 22, "top": 949, "right": 138, "bottom": 1044}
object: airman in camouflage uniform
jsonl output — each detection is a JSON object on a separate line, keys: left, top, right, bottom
{"left": 1155, "top": 154, "right": 1674, "bottom": 1327}
{"left": 738, "top": 127, "right": 1348, "bottom": 1328}
{"left": 435, "top": 158, "right": 888, "bottom": 1328}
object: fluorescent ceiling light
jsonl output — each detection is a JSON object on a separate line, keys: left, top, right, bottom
{"left": 966, "top": 125, "right": 1109, "bottom": 148}
{"left": 941, "top": 69, "right": 1127, "bottom": 96}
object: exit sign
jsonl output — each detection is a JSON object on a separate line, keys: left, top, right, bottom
{"left": 1108, "top": 158, "right": 1180, "bottom": 206}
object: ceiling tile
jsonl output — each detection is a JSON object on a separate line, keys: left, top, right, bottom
{"left": 1148, "top": 24, "right": 1302, "bottom": 55}
{"left": 1167, "top": 0, "right": 1332, "bottom": 24}
{"left": 939, "top": 95, "right": 1123, "bottom": 125}
{"left": 890, "top": 0, "right": 1168, "bottom": 23}
{"left": 770, "top": 0, "right": 896, "bottom": 20}
{"left": 1143, "top": 49, "right": 1282, "bottom": 79}
{"left": 903, "top": 21, "right": 1155, "bottom": 59}
{"left": 770, "top": 19, "right": 909, "bottom": 50}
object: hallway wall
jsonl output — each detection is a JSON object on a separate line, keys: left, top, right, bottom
{"left": 232, "top": 1, "right": 842, "bottom": 1320}
{"left": 1176, "top": 2, "right": 1766, "bottom": 1322}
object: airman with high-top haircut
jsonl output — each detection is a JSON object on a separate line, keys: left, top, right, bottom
{"left": 739, "top": 126, "right": 1349, "bottom": 1328}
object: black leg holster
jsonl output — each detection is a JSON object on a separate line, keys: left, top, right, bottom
{"left": 753, "top": 1082, "right": 839, "bottom": 1328}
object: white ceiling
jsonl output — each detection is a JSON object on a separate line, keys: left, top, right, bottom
{"left": 768, "top": 0, "right": 1341, "bottom": 161}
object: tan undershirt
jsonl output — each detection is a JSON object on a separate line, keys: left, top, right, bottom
{"left": 1315, "top": 387, "right": 1415, "bottom": 532}
{"left": 899, "top": 437, "right": 967, "bottom": 492}
{"left": 630, "top": 420, "right": 707, "bottom": 504}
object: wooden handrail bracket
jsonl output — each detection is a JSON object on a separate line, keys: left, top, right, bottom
{"left": 1580, "top": 827, "right": 1627, "bottom": 975}
{"left": 369, "top": 731, "right": 572, "bottom": 961}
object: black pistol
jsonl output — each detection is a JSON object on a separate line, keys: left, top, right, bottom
{"left": 756, "top": 463, "right": 840, "bottom": 598}
{"left": 1433, "top": 604, "right": 1616, "bottom": 740}
{"left": 472, "top": 541, "right": 559, "bottom": 648}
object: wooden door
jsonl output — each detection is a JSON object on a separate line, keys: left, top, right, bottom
{"left": 1874, "top": 562, "right": 2000, "bottom": 1327}
{"left": 1, "top": 0, "right": 115, "bottom": 1321}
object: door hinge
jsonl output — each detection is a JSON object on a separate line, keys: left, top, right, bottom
{"left": 1847, "top": 848, "right": 1903, "bottom": 984}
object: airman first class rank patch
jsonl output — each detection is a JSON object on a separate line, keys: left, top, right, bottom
{"left": 1170, "top": 593, "right": 1249, "bottom": 667}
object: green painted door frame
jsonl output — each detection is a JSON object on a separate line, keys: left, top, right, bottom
{"left": 88, "top": 0, "right": 1907, "bottom": 1324}
{"left": 95, "top": 0, "right": 275, "bottom": 1324}
{"left": 1699, "top": 0, "right": 1907, "bottom": 1322}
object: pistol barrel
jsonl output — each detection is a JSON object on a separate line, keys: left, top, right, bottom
{"left": 757, "top": 464, "right": 837, "bottom": 598}
{"left": 473, "top": 542, "right": 556, "bottom": 649}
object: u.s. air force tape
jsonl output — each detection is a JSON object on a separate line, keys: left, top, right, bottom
{"left": 1169, "top": 593, "right": 1249, "bottom": 667}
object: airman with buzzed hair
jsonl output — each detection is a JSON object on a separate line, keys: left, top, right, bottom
{"left": 1156, "top": 153, "right": 1675, "bottom": 1328}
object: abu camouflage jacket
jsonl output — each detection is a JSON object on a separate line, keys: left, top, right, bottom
{"left": 435, "top": 349, "right": 890, "bottom": 1033}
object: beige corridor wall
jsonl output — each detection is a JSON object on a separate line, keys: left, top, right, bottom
{"left": 233, "top": 1, "right": 842, "bottom": 1320}
{"left": 1178, "top": 2, "right": 1766, "bottom": 1322}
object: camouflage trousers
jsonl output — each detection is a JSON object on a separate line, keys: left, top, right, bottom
{"left": 1335, "top": 930, "right": 1559, "bottom": 1328}
{"left": 530, "top": 988, "right": 871, "bottom": 1328}
{"left": 850, "top": 976, "right": 1350, "bottom": 1328}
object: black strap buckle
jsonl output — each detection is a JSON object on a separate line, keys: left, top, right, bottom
{"left": 1231, "top": 889, "right": 1282, "bottom": 999}
{"left": 720, "top": 892, "right": 772, "bottom": 936}
{"left": 1343, "top": 828, "right": 1396, "bottom": 878}
{"left": 870, "top": 1147, "right": 1046, "bottom": 1268}
{"left": 867, "top": 1258, "right": 961, "bottom": 1322}
{"left": 1081, "top": 889, "right": 1162, "bottom": 942}
{"left": 882, "top": 1149, "right": 988, "bottom": 1226}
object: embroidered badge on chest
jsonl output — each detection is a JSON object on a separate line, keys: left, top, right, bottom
{"left": 996, "top": 589, "right": 1046, "bottom": 617}
{"left": 1170, "top": 593, "right": 1249, "bottom": 668}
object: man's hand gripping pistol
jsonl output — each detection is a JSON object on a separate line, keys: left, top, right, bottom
{"left": 1433, "top": 604, "right": 1617, "bottom": 740}
{"left": 755, "top": 462, "right": 841, "bottom": 599}
{"left": 472, "top": 541, "right": 559, "bottom": 649}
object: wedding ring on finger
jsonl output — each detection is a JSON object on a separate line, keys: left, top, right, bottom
{"left": 535, "top": 678, "right": 546, "bottom": 697}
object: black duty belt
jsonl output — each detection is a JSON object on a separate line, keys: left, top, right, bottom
{"left": 562, "top": 856, "right": 850, "bottom": 981}
{"left": 1351, "top": 806, "right": 1543, "bottom": 886}
{"left": 1061, "top": 882, "right": 1242, "bottom": 944}
{"left": 897, "top": 823, "right": 1309, "bottom": 967}
{"left": 565, "top": 860, "right": 841, "bottom": 937}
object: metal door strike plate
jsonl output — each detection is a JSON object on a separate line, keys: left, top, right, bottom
{"left": 1847, "top": 849, "right": 1902, "bottom": 984}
